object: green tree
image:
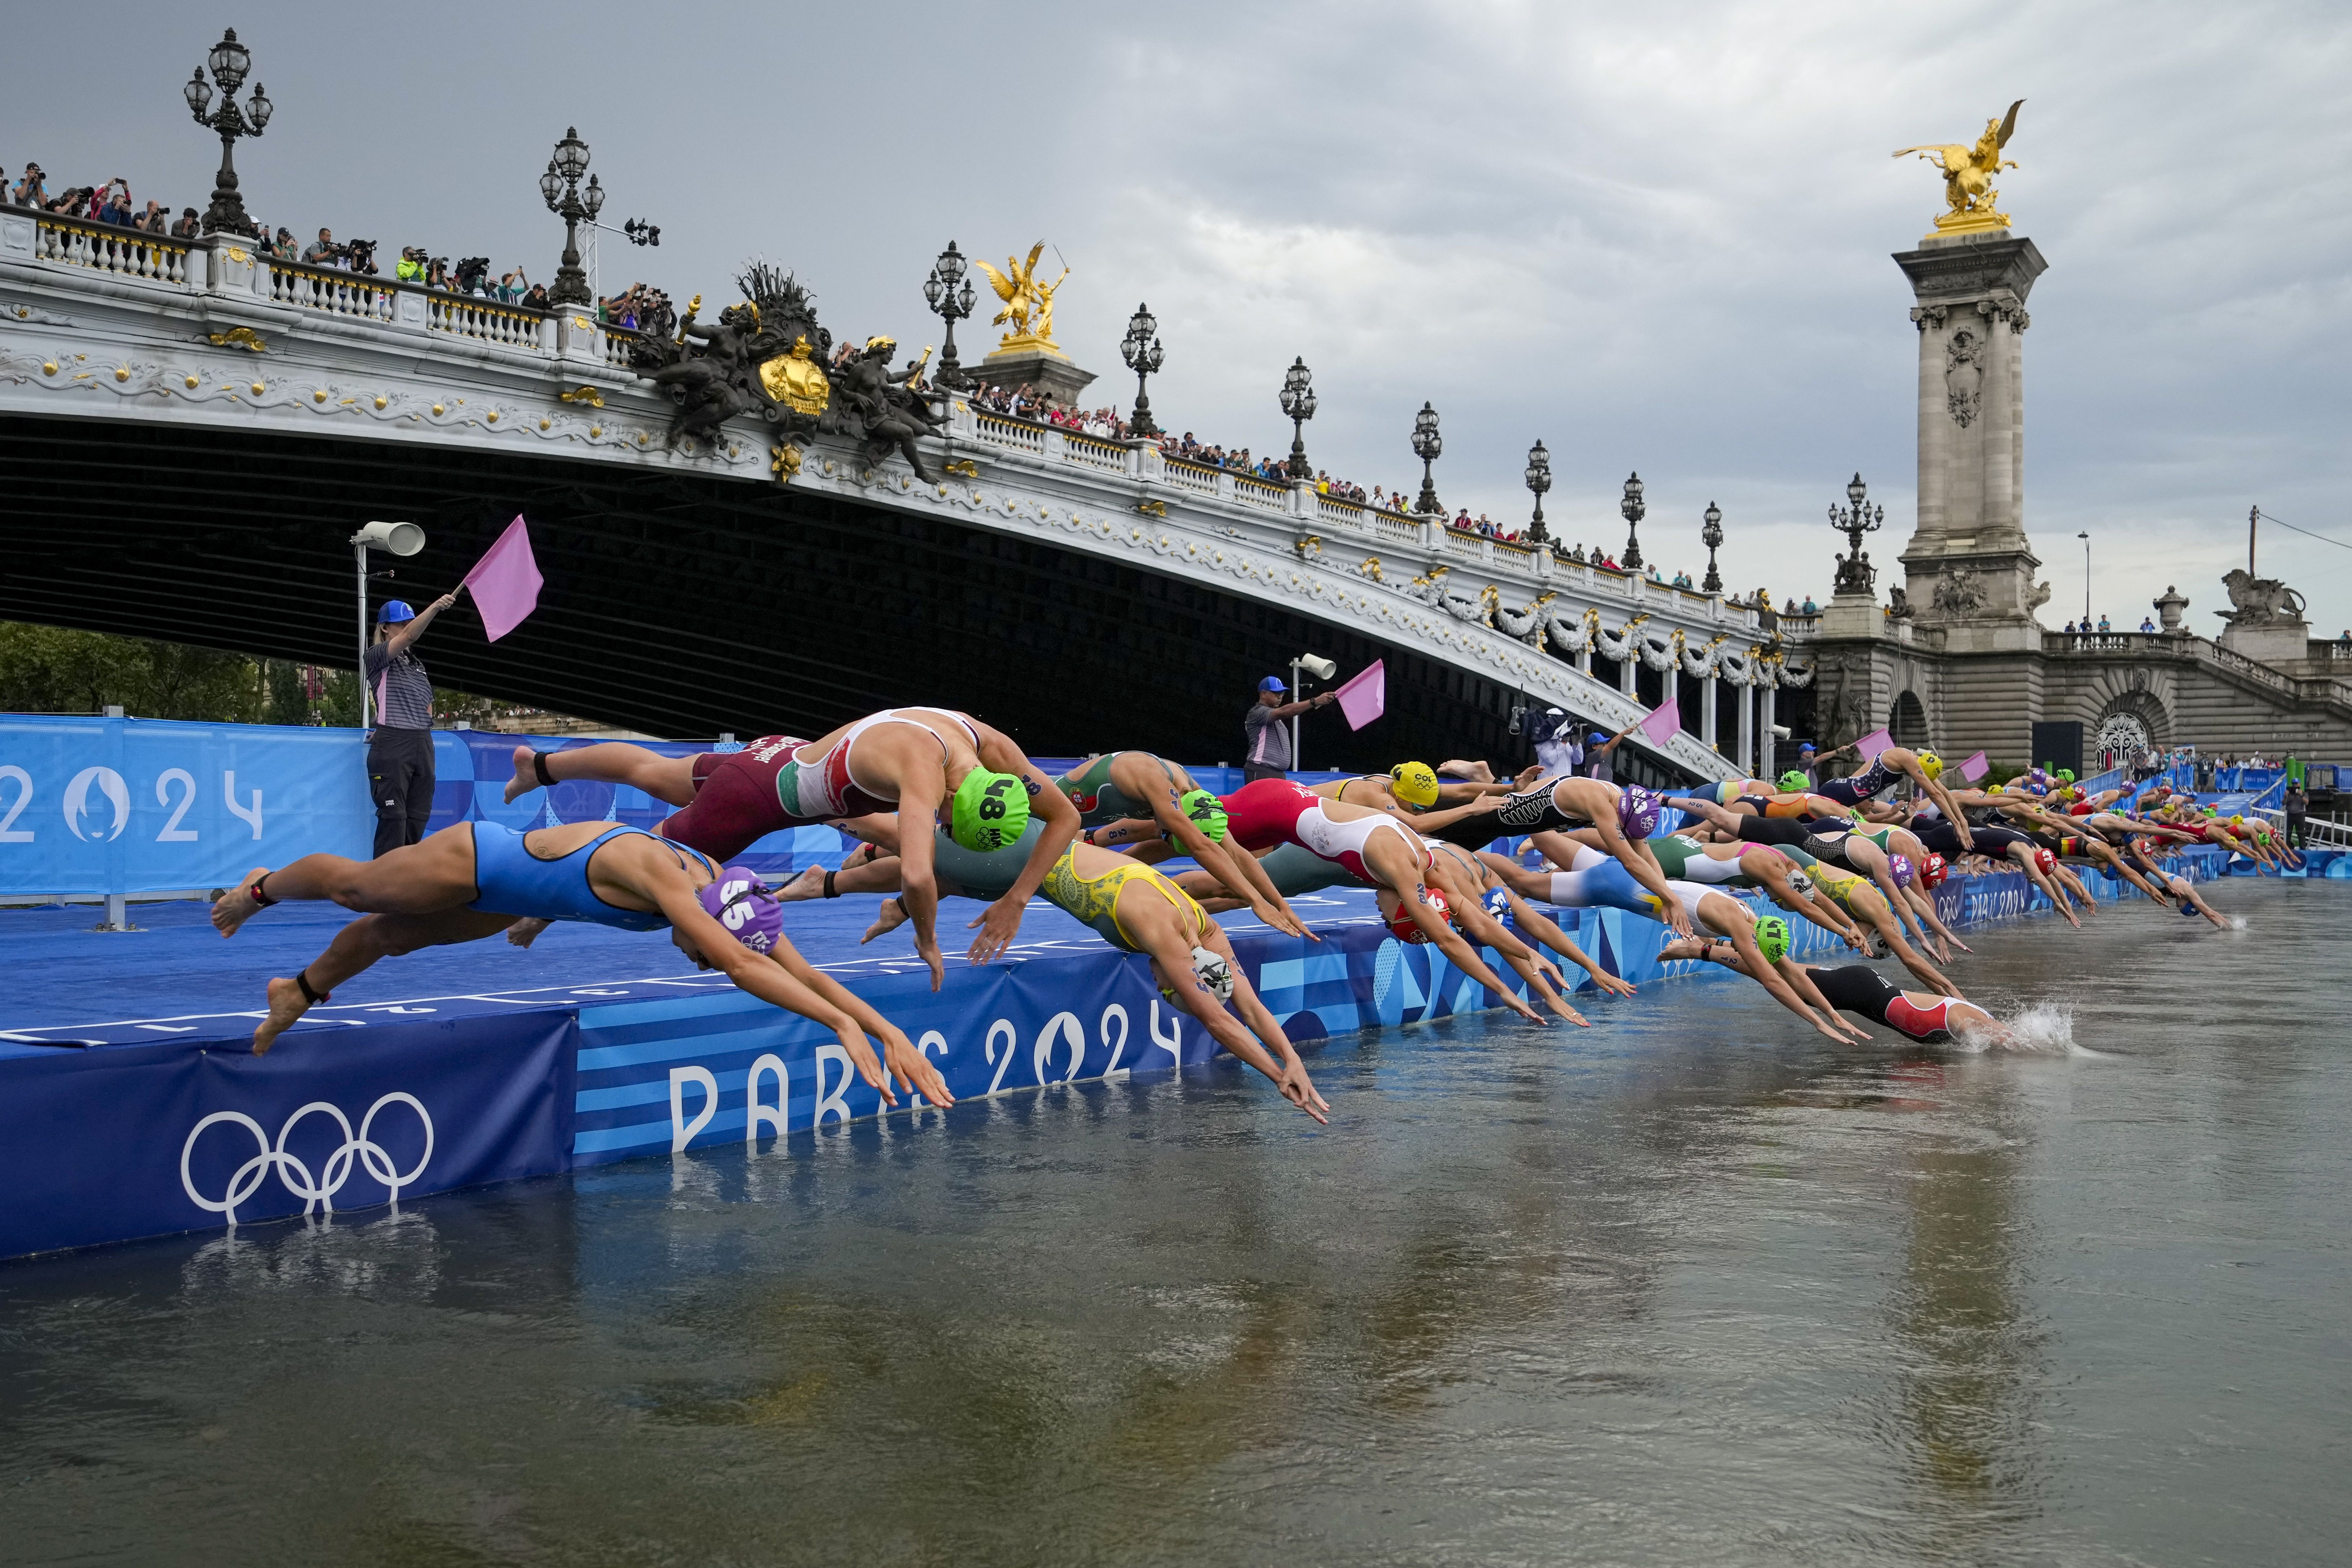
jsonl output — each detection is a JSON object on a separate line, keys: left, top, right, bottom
{"left": 0, "top": 622, "right": 259, "bottom": 721}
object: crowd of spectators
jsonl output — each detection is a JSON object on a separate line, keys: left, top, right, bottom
{"left": 598, "top": 283, "right": 675, "bottom": 338}
{"left": 971, "top": 382, "right": 1133, "bottom": 439}
{"left": 12, "top": 162, "right": 199, "bottom": 238}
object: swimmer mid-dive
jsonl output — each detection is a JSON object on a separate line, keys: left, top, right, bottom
{"left": 1308, "top": 761, "right": 1515, "bottom": 850}
{"left": 500, "top": 707, "right": 1079, "bottom": 980}
{"left": 1658, "top": 938, "right": 2004, "bottom": 1046}
{"left": 1487, "top": 774, "right": 1694, "bottom": 935}
{"left": 1053, "top": 750, "right": 1312, "bottom": 937}
{"left": 207, "top": 821, "right": 949, "bottom": 1107}
{"left": 791, "top": 820, "right": 1330, "bottom": 1122}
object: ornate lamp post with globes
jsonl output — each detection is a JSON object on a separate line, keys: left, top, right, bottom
{"left": 1524, "top": 440, "right": 1552, "bottom": 544}
{"left": 1279, "top": 358, "right": 1317, "bottom": 479}
{"left": 1829, "top": 472, "right": 1884, "bottom": 595}
{"left": 183, "top": 29, "right": 272, "bottom": 237}
{"left": 923, "top": 242, "right": 978, "bottom": 390}
{"left": 1701, "top": 501, "right": 1725, "bottom": 593}
{"left": 1410, "top": 402, "right": 1443, "bottom": 515}
{"left": 1120, "top": 303, "right": 1164, "bottom": 436}
{"left": 540, "top": 128, "right": 601, "bottom": 308}
{"left": 1619, "top": 472, "right": 1647, "bottom": 570}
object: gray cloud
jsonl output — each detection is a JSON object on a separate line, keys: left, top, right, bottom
{"left": 13, "top": 0, "right": 2348, "bottom": 630}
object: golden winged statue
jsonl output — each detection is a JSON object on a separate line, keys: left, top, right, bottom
{"left": 971, "top": 241, "right": 1071, "bottom": 355}
{"left": 1895, "top": 99, "right": 2024, "bottom": 237}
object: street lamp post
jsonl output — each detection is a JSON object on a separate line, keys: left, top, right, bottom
{"left": 1701, "top": 501, "right": 1725, "bottom": 593}
{"left": 1829, "top": 472, "right": 1884, "bottom": 595}
{"left": 1410, "top": 403, "right": 1443, "bottom": 515}
{"left": 2078, "top": 530, "right": 2091, "bottom": 624}
{"left": 540, "top": 127, "right": 599, "bottom": 308}
{"left": 1524, "top": 440, "right": 1552, "bottom": 544}
{"left": 1279, "top": 358, "right": 1317, "bottom": 479}
{"left": 1619, "top": 472, "right": 1647, "bottom": 570}
{"left": 1119, "top": 303, "right": 1164, "bottom": 435}
{"left": 183, "top": 29, "right": 272, "bottom": 237}
{"left": 924, "top": 242, "right": 978, "bottom": 390}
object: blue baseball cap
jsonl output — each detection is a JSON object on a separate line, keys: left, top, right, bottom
{"left": 1257, "top": 676, "right": 1287, "bottom": 693}
{"left": 377, "top": 600, "right": 416, "bottom": 624}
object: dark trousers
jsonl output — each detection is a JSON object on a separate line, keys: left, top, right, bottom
{"left": 1243, "top": 762, "right": 1289, "bottom": 784}
{"left": 367, "top": 726, "right": 436, "bottom": 858}
{"left": 2286, "top": 812, "right": 2307, "bottom": 849}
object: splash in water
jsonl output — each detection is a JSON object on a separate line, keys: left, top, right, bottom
{"left": 1952, "top": 999, "right": 2078, "bottom": 1055}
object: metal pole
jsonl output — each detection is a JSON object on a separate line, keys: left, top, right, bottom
{"left": 1290, "top": 658, "right": 1303, "bottom": 775}
{"left": 356, "top": 541, "right": 371, "bottom": 731}
{"left": 2249, "top": 503, "right": 2258, "bottom": 576}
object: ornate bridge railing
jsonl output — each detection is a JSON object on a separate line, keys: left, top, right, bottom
{"left": 28, "top": 213, "right": 199, "bottom": 287}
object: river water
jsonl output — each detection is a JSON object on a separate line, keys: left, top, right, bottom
{"left": 1, "top": 879, "right": 2344, "bottom": 1566}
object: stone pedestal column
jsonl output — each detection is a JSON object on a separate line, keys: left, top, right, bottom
{"left": 1700, "top": 675, "right": 1718, "bottom": 750}
{"left": 1894, "top": 231, "right": 2049, "bottom": 654}
{"left": 1736, "top": 682, "right": 1755, "bottom": 778}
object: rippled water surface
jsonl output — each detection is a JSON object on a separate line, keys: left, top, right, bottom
{"left": 3, "top": 880, "right": 2347, "bottom": 1566}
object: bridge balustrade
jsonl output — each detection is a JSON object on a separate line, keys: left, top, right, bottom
{"left": 30, "top": 214, "right": 197, "bottom": 287}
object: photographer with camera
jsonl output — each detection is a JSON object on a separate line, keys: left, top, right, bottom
{"left": 302, "top": 227, "right": 340, "bottom": 266}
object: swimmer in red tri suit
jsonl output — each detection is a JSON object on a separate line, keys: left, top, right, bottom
{"left": 500, "top": 708, "right": 1080, "bottom": 983}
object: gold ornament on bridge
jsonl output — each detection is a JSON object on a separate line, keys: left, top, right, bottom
{"left": 1895, "top": 100, "right": 2023, "bottom": 239}
{"left": 207, "top": 326, "right": 268, "bottom": 353}
{"left": 757, "top": 335, "right": 832, "bottom": 417}
{"left": 972, "top": 242, "right": 1070, "bottom": 357}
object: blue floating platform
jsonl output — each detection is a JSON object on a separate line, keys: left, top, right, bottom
{"left": 0, "top": 851, "right": 2236, "bottom": 1260}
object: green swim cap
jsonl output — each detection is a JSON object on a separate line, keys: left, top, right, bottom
{"left": 1178, "top": 787, "right": 1229, "bottom": 842}
{"left": 949, "top": 769, "right": 1030, "bottom": 852}
{"left": 1778, "top": 770, "right": 1809, "bottom": 792}
{"left": 1754, "top": 915, "right": 1791, "bottom": 965}
{"left": 2056, "top": 768, "right": 2076, "bottom": 783}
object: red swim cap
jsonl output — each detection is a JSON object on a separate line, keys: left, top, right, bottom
{"left": 2032, "top": 846, "right": 2057, "bottom": 876}
{"left": 1386, "top": 883, "right": 1453, "bottom": 944}
{"left": 1920, "top": 852, "right": 1949, "bottom": 888}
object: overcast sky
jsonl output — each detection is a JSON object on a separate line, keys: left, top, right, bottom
{"left": 17, "top": 1, "right": 2351, "bottom": 632}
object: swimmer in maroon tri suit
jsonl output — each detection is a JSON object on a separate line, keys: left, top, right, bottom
{"left": 502, "top": 708, "right": 1080, "bottom": 985}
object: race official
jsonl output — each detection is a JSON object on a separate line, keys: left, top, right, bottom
{"left": 362, "top": 593, "right": 457, "bottom": 857}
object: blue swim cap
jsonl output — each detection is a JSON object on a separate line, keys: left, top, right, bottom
{"left": 2179, "top": 897, "right": 2201, "bottom": 916}
{"left": 1482, "top": 885, "right": 1510, "bottom": 920}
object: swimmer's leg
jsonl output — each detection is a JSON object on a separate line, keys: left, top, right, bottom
{"left": 505, "top": 741, "right": 697, "bottom": 807}
{"left": 255, "top": 908, "right": 516, "bottom": 1053}
{"left": 213, "top": 824, "right": 479, "bottom": 937}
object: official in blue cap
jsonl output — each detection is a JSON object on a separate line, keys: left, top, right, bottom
{"left": 363, "top": 589, "right": 458, "bottom": 857}
{"left": 1243, "top": 673, "right": 1335, "bottom": 783}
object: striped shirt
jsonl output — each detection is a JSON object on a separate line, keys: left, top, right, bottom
{"left": 362, "top": 643, "right": 434, "bottom": 730}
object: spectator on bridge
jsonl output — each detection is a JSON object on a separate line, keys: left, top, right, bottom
{"left": 1243, "top": 675, "right": 1335, "bottom": 783}
{"left": 10, "top": 164, "right": 44, "bottom": 207}
{"left": 303, "top": 227, "right": 339, "bottom": 266}
{"left": 2064, "top": 618, "right": 2077, "bottom": 634}
{"left": 1802, "top": 594, "right": 1819, "bottom": 613}
{"left": 2140, "top": 615, "right": 2157, "bottom": 633}
{"left": 2098, "top": 614, "right": 2112, "bottom": 633}
{"left": 94, "top": 178, "right": 131, "bottom": 226}
{"left": 363, "top": 592, "right": 459, "bottom": 858}
{"left": 170, "top": 207, "right": 200, "bottom": 239}
{"left": 396, "top": 247, "right": 427, "bottom": 283}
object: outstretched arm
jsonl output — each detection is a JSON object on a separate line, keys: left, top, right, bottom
{"left": 969, "top": 741, "right": 1082, "bottom": 965}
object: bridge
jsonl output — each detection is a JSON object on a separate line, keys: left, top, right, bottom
{"left": 0, "top": 208, "right": 1777, "bottom": 782}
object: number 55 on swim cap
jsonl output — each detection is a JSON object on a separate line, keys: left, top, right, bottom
{"left": 951, "top": 769, "right": 1031, "bottom": 851}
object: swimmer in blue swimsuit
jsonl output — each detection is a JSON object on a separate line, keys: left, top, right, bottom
{"left": 210, "top": 821, "right": 948, "bottom": 1108}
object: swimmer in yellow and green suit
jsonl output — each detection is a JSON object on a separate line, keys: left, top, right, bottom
{"left": 780, "top": 819, "right": 1330, "bottom": 1123}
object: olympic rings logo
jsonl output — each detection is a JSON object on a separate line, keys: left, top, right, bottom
{"left": 179, "top": 1094, "right": 434, "bottom": 1223}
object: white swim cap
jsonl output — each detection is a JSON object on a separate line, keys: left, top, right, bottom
{"left": 1189, "top": 943, "right": 1234, "bottom": 1002}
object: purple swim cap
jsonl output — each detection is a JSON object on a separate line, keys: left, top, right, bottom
{"left": 1618, "top": 784, "right": 1661, "bottom": 840}
{"left": 696, "top": 866, "right": 784, "bottom": 955}
{"left": 1889, "top": 852, "right": 1915, "bottom": 889}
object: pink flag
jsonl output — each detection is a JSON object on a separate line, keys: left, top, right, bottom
{"left": 1334, "top": 660, "right": 1386, "bottom": 730}
{"left": 1854, "top": 726, "right": 1894, "bottom": 764}
{"left": 462, "top": 515, "right": 543, "bottom": 643}
{"left": 1637, "top": 697, "right": 1681, "bottom": 748}
{"left": 1959, "top": 750, "right": 1988, "bottom": 783}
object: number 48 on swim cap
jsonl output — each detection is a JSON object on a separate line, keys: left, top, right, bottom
{"left": 951, "top": 769, "right": 1031, "bottom": 851}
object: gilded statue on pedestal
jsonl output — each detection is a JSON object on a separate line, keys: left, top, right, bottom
{"left": 972, "top": 242, "right": 1070, "bottom": 355}
{"left": 1895, "top": 100, "right": 2024, "bottom": 237}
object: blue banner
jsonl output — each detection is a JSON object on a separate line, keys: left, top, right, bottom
{"left": 0, "top": 1011, "right": 575, "bottom": 1258}
{"left": 0, "top": 715, "right": 372, "bottom": 897}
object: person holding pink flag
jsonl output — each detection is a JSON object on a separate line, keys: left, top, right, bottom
{"left": 361, "top": 590, "right": 460, "bottom": 857}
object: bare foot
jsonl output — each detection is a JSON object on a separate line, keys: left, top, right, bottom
{"left": 506, "top": 917, "right": 553, "bottom": 948}
{"left": 211, "top": 868, "right": 272, "bottom": 938}
{"left": 861, "top": 897, "right": 910, "bottom": 945}
{"left": 778, "top": 866, "right": 829, "bottom": 903}
{"left": 503, "top": 744, "right": 542, "bottom": 805}
{"left": 252, "top": 975, "right": 320, "bottom": 1055}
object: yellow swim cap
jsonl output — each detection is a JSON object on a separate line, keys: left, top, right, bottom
{"left": 1389, "top": 761, "right": 1441, "bottom": 809}
{"left": 1917, "top": 749, "right": 1945, "bottom": 781}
